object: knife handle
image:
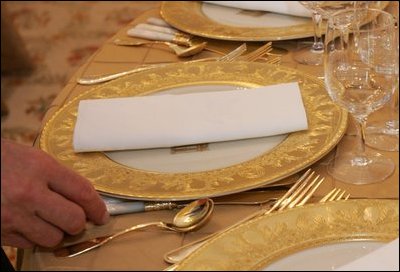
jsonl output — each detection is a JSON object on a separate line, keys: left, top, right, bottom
{"left": 136, "top": 23, "right": 178, "bottom": 35}
{"left": 106, "top": 201, "right": 146, "bottom": 215}
{"left": 103, "top": 195, "right": 180, "bottom": 215}
{"left": 127, "top": 28, "right": 176, "bottom": 42}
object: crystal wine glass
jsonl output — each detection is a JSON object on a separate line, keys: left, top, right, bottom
{"left": 365, "top": 6, "right": 399, "bottom": 151}
{"left": 324, "top": 8, "right": 397, "bottom": 184}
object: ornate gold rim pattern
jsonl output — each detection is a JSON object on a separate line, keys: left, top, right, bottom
{"left": 175, "top": 199, "right": 399, "bottom": 270}
{"left": 40, "top": 62, "right": 347, "bottom": 200}
{"left": 160, "top": 1, "right": 390, "bottom": 42}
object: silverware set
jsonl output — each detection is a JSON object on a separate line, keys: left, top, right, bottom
{"left": 53, "top": 168, "right": 351, "bottom": 260}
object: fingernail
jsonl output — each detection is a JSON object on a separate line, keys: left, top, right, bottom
{"left": 101, "top": 210, "right": 110, "bottom": 224}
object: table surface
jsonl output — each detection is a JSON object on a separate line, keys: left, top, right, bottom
{"left": 20, "top": 3, "right": 399, "bottom": 271}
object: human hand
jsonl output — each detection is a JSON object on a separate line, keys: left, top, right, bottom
{"left": 1, "top": 139, "right": 110, "bottom": 248}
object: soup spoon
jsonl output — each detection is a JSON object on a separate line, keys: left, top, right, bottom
{"left": 53, "top": 198, "right": 214, "bottom": 258}
{"left": 113, "top": 38, "right": 207, "bottom": 57}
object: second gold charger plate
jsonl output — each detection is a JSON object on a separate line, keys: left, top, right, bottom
{"left": 40, "top": 62, "right": 347, "bottom": 200}
{"left": 160, "top": 1, "right": 390, "bottom": 42}
{"left": 174, "top": 199, "right": 399, "bottom": 271}
{"left": 160, "top": 1, "right": 314, "bottom": 41}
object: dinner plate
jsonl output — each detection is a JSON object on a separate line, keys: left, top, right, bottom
{"left": 160, "top": 1, "right": 390, "bottom": 42}
{"left": 174, "top": 199, "right": 399, "bottom": 271}
{"left": 40, "top": 62, "right": 347, "bottom": 200}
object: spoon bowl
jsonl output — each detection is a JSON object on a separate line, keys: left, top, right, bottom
{"left": 113, "top": 38, "right": 207, "bottom": 57}
{"left": 53, "top": 198, "right": 214, "bottom": 257}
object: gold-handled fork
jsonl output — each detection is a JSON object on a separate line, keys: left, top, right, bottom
{"left": 77, "top": 43, "right": 247, "bottom": 85}
{"left": 238, "top": 42, "right": 272, "bottom": 62}
{"left": 236, "top": 42, "right": 283, "bottom": 65}
{"left": 163, "top": 169, "right": 325, "bottom": 265}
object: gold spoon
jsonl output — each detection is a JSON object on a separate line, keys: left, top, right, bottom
{"left": 53, "top": 198, "right": 214, "bottom": 258}
{"left": 113, "top": 38, "right": 207, "bottom": 57}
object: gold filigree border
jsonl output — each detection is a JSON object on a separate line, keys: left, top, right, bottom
{"left": 176, "top": 199, "right": 399, "bottom": 270}
{"left": 40, "top": 62, "right": 347, "bottom": 200}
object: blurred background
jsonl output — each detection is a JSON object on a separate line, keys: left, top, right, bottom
{"left": 1, "top": 1, "right": 159, "bottom": 268}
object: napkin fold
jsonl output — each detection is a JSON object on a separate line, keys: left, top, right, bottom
{"left": 204, "top": 1, "right": 311, "bottom": 18}
{"left": 73, "top": 82, "right": 308, "bottom": 152}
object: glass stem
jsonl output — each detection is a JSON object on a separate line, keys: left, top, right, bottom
{"left": 355, "top": 117, "right": 368, "bottom": 155}
{"left": 359, "top": 120, "right": 367, "bottom": 154}
{"left": 311, "top": 11, "right": 324, "bottom": 53}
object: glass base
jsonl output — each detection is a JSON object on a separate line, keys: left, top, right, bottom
{"left": 293, "top": 46, "right": 323, "bottom": 66}
{"left": 327, "top": 153, "right": 395, "bottom": 184}
{"left": 365, "top": 120, "right": 399, "bottom": 152}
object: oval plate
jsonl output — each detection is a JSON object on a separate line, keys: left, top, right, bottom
{"left": 40, "top": 62, "right": 347, "bottom": 200}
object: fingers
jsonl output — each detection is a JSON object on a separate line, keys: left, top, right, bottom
{"left": 1, "top": 233, "right": 34, "bottom": 249}
{"left": 45, "top": 159, "right": 109, "bottom": 225}
{"left": 2, "top": 209, "right": 64, "bottom": 248}
{"left": 35, "top": 190, "right": 86, "bottom": 235}
{"left": 20, "top": 216, "right": 64, "bottom": 248}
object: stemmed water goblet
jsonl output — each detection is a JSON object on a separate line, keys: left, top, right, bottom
{"left": 294, "top": 1, "right": 325, "bottom": 66}
{"left": 324, "top": 8, "right": 397, "bottom": 184}
{"left": 294, "top": 1, "right": 358, "bottom": 66}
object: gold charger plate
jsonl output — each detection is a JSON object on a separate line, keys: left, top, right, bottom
{"left": 40, "top": 62, "right": 347, "bottom": 200}
{"left": 175, "top": 199, "right": 399, "bottom": 271}
{"left": 160, "top": 1, "right": 390, "bottom": 42}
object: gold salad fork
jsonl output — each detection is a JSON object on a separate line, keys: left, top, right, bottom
{"left": 164, "top": 169, "right": 325, "bottom": 265}
{"left": 77, "top": 43, "right": 247, "bottom": 85}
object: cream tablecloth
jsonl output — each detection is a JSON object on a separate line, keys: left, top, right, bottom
{"left": 20, "top": 3, "right": 399, "bottom": 271}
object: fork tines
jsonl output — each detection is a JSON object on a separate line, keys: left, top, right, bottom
{"left": 239, "top": 42, "right": 272, "bottom": 62}
{"left": 264, "top": 169, "right": 324, "bottom": 215}
{"left": 320, "top": 188, "right": 350, "bottom": 202}
{"left": 217, "top": 43, "right": 247, "bottom": 62}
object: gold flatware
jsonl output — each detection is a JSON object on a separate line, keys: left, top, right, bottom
{"left": 238, "top": 42, "right": 272, "bottom": 62}
{"left": 163, "top": 169, "right": 325, "bottom": 265}
{"left": 76, "top": 43, "right": 247, "bottom": 85}
{"left": 113, "top": 38, "right": 207, "bottom": 57}
{"left": 131, "top": 21, "right": 226, "bottom": 56}
{"left": 53, "top": 198, "right": 214, "bottom": 258}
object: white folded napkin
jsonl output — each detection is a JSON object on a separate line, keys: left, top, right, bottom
{"left": 73, "top": 82, "right": 308, "bottom": 152}
{"left": 335, "top": 238, "right": 399, "bottom": 271}
{"left": 204, "top": 1, "right": 311, "bottom": 18}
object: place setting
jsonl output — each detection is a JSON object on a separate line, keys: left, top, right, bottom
{"left": 22, "top": 1, "right": 399, "bottom": 271}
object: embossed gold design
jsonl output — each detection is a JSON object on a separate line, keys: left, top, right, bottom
{"left": 160, "top": 1, "right": 389, "bottom": 42}
{"left": 40, "top": 62, "right": 347, "bottom": 200}
{"left": 175, "top": 199, "right": 399, "bottom": 271}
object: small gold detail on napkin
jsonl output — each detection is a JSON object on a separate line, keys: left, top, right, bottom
{"left": 171, "top": 143, "right": 209, "bottom": 154}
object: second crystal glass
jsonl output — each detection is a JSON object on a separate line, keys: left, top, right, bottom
{"left": 324, "top": 8, "right": 397, "bottom": 184}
